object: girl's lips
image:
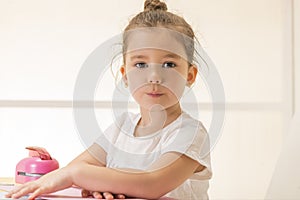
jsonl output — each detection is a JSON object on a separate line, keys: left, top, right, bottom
{"left": 146, "top": 93, "right": 163, "bottom": 97}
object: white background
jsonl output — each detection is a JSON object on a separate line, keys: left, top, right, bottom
{"left": 0, "top": 0, "right": 298, "bottom": 199}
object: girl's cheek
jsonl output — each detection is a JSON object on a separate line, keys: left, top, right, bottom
{"left": 161, "top": 69, "right": 187, "bottom": 98}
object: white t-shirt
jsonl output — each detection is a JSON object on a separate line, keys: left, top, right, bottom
{"left": 93, "top": 112, "right": 212, "bottom": 199}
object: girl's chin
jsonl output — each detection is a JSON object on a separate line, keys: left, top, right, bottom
{"left": 139, "top": 104, "right": 165, "bottom": 111}
{"left": 138, "top": 103, "right": 179, "bottom": 112}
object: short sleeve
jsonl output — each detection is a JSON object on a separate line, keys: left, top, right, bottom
{"left": 161, "top": 120, "right": 212, "bottom": 179}
{"left": 87, "top": 143, "right": 107, "bottom": 165}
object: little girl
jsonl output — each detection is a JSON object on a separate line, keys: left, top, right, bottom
{"left": 6, "top": 0, "right": 212, "bottom": 199}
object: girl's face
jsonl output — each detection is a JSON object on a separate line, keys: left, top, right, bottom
{"left": 121, "top": 48, "right": 197, "bottom": 111}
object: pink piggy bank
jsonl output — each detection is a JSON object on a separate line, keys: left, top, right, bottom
{"left": 15, "top": 146, "right": 59, "bottom": 184}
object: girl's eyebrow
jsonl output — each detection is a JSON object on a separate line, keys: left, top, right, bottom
{"left": 163, "top": 53, "right": 181, "bottom": 59}
{"left": 129, "top": 55, "right": 148, "bottom": 61}
{"left": 129, "top": 53, "right": 181, "bottom": 61}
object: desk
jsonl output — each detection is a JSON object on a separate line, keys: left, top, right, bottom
{"left": 1, "top": 183, "right": 94, "bottom": 200}
{"left": 0, "top": 177, "right": 172, "bottom": 200}
{"left": 0, "top": 177, "right": 14, "bottom": 184}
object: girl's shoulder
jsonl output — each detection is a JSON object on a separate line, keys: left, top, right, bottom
{"left": 173, "top": 112, "right": 207, "bottom": 133}
{"left": 158, "top": 112, "right": 207, "bottom": 146}
{"left": 108, "top": 112, "right": 140, "bottom": 136}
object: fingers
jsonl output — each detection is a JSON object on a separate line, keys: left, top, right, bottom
{"left": 81, "top": 190, "right": 105, "bottom": 199}
{"left": 102, "top": 192, "right": 126, "bottom": 199}
{"left": 28, "top": 188, "right": 44, "bottom": 200}
{"left": 6, "top": 182, "right": 39, "bottom": 199}
{"left": 102, "top": 192, "right": 114, "bottom": 199}
{"left": 81, "top": 189, "right": 126, "bottom": 200}
{"left": 5, "top": 181, "right": 53, "bottom": 200}
{"left": 116, "top": 194, "right": 126, "bottom": 199}
{"left": 92, "top": 191, "right": 104, "bottom": 199}
{"left": 81, "top": 189, "right": 90, "bottom": 197}
{"left": 5, "top": 184, "right": 30, "bottom": 198}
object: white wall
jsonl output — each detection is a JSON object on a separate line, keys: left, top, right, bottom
{"left": 0, "top": 0, "right": 293, "bottom": 199}
{"left": 265, "top": 1, "right": 300, "bottom": 194}
{"left": 295, "top": 0, "right": 300, "bottom": 112}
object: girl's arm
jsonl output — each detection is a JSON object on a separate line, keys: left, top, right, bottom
{"left": 71, "top": 144, "right": 126, "bottom": 199}
{"left": 7, "top": 150, "right": 202, "bottom": 199}
{"left": 5, "top": 144, "right": 108, "bottom": 199}
{"left": 71, "top": 153, "right": 202, "bottom": 199}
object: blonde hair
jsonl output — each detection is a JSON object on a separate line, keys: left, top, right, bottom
{"left": 123, "top": 0, "right": 196, "bottom": 64}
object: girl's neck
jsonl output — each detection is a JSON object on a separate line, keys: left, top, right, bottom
{"left": 135, "top": 103, "right": 182, "bottom": 137}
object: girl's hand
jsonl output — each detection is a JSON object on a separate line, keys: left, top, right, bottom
{"left": 5, "top": 167, "right": 73, "bottom": 200}
{"left": 82, "top": 189, "right": 126, "bottom": 199}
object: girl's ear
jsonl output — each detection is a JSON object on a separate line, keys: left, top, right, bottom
{"left": 120, "top": 65, "right": 128, "bottom": 87}
{"left": 186, "top": 65, "right": 198, "bottom": 87}
{"left": 120, "top": 65, "right": 126, "bottom": 75}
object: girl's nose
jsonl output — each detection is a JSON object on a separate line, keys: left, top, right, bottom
{"left": 148, "top": 66, "right": 162, "bottom": 84}
{"left": 149, "top": 79, "right": 161, "bottom": 84}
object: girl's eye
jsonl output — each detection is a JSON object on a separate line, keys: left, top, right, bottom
{"left": 162, "top": 62, "right": 176, "bottom": 68}
{"left": 135, "top": 62, "right": 148, "bottom": 68}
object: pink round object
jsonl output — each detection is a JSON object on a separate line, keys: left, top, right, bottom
{"left": 15, "top": 157, "right": 59, "bottom": 184}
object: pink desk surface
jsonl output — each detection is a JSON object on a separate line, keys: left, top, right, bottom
{"left": 0, "top": 185, "right": 173, "bottom": 200}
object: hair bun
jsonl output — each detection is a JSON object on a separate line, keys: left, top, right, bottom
{"left": 144, "top": 0, "right": 168, "bottom": 12}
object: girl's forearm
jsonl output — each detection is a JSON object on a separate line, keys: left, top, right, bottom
{"left": 69, "top": 163, "right": 163, "bottom": 199}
